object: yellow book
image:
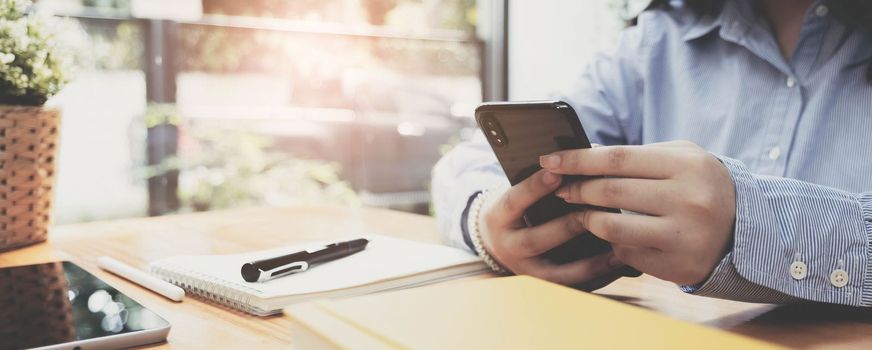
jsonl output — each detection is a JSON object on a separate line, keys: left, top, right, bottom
{"left": 286, "top": 275, "right": 782, "bottom": 350}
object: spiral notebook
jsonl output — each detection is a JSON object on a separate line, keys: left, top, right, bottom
{"left": 150, "top": 235, "right": 488, "bottom": 316}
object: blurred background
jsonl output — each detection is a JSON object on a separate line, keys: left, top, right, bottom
{"left": 39, "top": 0, "right": 643, "bottom": 224}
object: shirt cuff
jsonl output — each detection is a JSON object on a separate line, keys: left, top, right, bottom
{"left": 859, "top": 192, "right": 872, "bottom": 305}
{"left": 459, "top": 191, "right": 482, "bottom": 252}
{"left": 681, "top": 251, "right": 800, "bottom": 303}
{"left": 701, "top": 155, "right": 871, "bottom": 306}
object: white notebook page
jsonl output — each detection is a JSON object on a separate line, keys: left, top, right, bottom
{"left": 151, "top": 235, "right": 484, "bottom": 299}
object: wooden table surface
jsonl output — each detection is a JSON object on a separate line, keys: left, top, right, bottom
{"left": 2, "top": 205, "right": 870, "bottom": 349}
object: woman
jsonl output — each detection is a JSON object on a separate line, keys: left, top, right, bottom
{"left": 432, "top": 0, "right": 872, "bottom": 306}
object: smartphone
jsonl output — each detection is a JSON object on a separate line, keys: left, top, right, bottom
{"left": 475, "top": 101, "right": 640, "bottom": 276}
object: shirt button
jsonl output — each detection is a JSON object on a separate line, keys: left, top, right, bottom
{"left": 815, "top": 5, "right": 829, "bottom": 17}
{"left": 830, "top": 269, "right": 849, "bottom": 288}
{"left": 789, "top": 261, "right": 808, "bottom": 280}
{"left": 786, "top": 77, "right": 797, "bottom": 88}
{"left": 768, "top": 147, "right": 781, "bottom": 160}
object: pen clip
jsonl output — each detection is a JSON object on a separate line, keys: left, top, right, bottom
{"left": 259, "top": 261, "right": 309, "bottom": 282}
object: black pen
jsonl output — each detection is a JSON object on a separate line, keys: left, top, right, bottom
{"left": 240, "top": 238, "right": 369, "bottom": 283}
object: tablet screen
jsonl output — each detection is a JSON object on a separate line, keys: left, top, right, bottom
{"left": 0, "top": 261, "right": 170, "bottom": 350}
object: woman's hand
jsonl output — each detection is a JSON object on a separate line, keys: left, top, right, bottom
{"left": 539, "top": 141, "right": 736, "bottom": 286}
{"left": 477, "top": 169, "right": 625, "bottom": 286}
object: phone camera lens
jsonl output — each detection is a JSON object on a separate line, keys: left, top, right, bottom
{"left": 481, "top": 116, "right": 506, "bottom": 147}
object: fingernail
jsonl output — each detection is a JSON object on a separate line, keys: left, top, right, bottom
{"left": 541, "top": 171, "right": 559, "bottom": 185}
{"left": 540, "top": 155, "right": 560, "bottom": 168}
{"left": 555, "top": 187, "right": 568, "bottom": 199}
{"left": 608, "top": 254, "right": 623, "bottom": 268}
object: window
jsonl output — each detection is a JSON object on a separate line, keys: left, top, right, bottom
{"left": 46, "top": 0, "right": 483, "bottom": 222}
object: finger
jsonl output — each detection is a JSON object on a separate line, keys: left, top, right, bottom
{"left": 539, "top": 146, "right": 682, "bottom": 179}
{"left": 556, "top": 178, "right": 673, "bottom": 216}
{"left": 503, "top": 211, "right": 586, "bottom": 257}
{"left": 579, "top": 210, "right": 674, "bottom": 249}
{"left": 515, "top": 252, "right": 621, "bottom": 286}
{"left": 491, "top": 169, "right": 562, "bottom": 224}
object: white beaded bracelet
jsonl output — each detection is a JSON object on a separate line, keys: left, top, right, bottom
{"left": 468, "top": 190, "right": 511, "bottom": 275}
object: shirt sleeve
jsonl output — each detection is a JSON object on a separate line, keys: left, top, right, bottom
{"left": 683, "top": 155, "right": 872, "bottom": 307}
{"left": 431, "top": 132, "right": 507, "bottom": 252}
{"left": 431, "top": 23, "right": 650, "bottom": 252}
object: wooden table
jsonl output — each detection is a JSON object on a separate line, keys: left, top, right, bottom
{"left": 2, "top": 205, "right": 870, "bottom": 349}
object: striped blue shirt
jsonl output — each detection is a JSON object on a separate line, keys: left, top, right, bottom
{"left": 431, "top": 0, "right": 872, "bottom": 306}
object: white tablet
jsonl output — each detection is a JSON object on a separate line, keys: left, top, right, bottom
{"left": 0, "top": 261, "right": 171, "bottom": 350}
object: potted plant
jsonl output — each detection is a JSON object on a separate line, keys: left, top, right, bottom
{"left": 0, "top": 0, "right": 80, "bottom": 251}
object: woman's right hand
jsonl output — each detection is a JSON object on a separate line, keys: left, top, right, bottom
{"left": 477, "top": 169, "right": 625, "bottom": 286}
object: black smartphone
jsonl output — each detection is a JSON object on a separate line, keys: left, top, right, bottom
{"left": 475, "top": 101, "right": 640, "bottom": 277}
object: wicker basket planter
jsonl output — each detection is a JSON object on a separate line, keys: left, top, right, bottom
{"left": 0, "top": 106, "right": 61, "bottom": 251}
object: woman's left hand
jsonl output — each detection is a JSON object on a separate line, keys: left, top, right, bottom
{"left": 539, "top": 140, "right": 736, "bottom": 286}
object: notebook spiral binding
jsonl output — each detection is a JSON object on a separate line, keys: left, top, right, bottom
{"left": 151, "top": 262, "right": 277, "bottom": 316}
